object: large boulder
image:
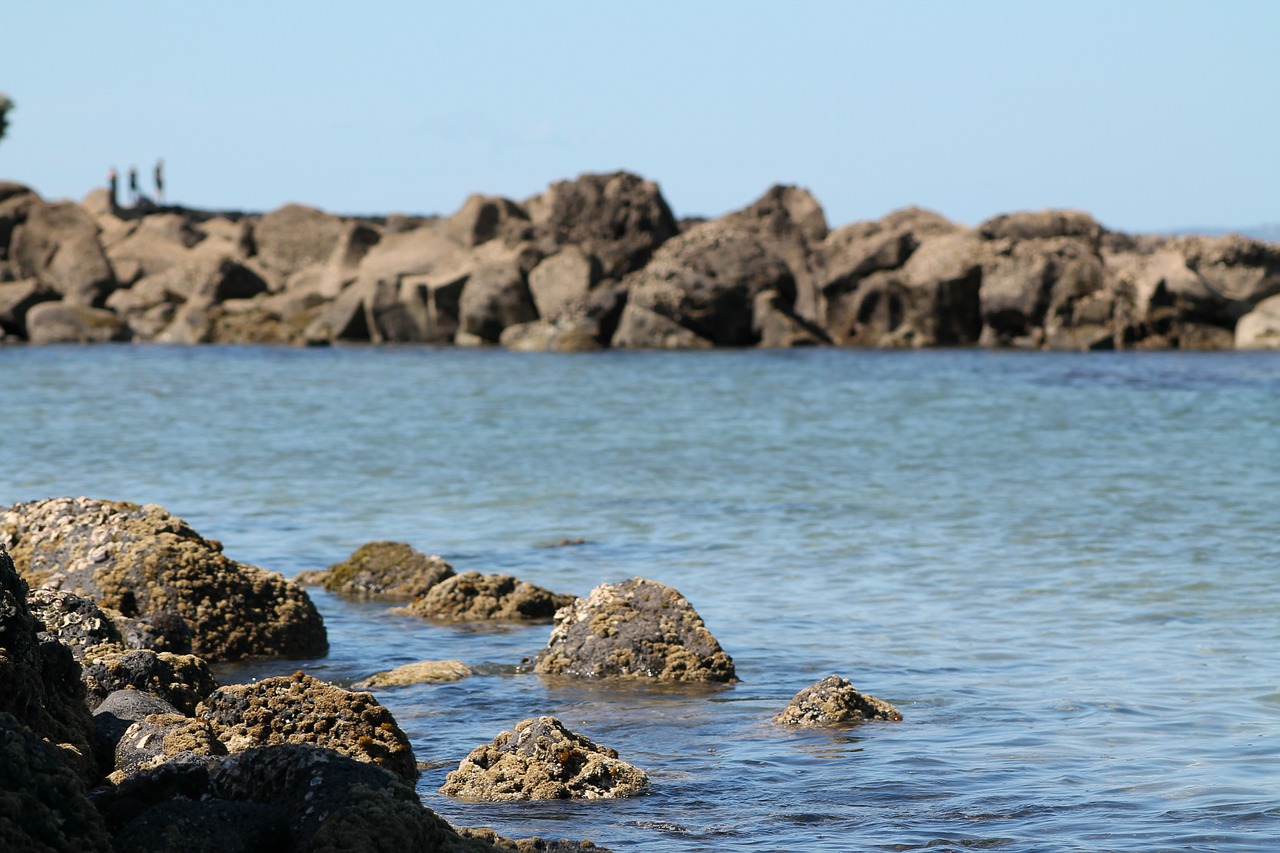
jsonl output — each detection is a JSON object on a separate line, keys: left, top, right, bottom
{"left": 24, "top": 302, "right": 130, "bottom": 344}
{"left": 524, "top": 171, "right": 679, "bottom": 279}
{"left": 103, "top": 216, "right": 199, "bottom": 285}
{"left": 527, "top": 245, "right": 603, "bottom": 322}
{"left": 298, "top": 541, "right": 454, "bottom": 600}
{"left": 978, "top": 235, "right": 1107, "bottom": 348}
{"left": 457, "top": 260, "right": 539, "bottom": 344}
{"left": 0, "top": 498, "right": 327, "bottom": 663}
{"left": 26, "top": 588, "right": 125, "bottom": 658}
{"left": 444, "top": 194, "right": 531, "bottom": 247}
{"left": 977, "top": 209, "right": 1105, "bottom": 245}
{"left": 439, "top": 716, "right": 650, "bottom": 801}
{"left": 614, "top": 222, "right": 794, "bottom": 347}
{"left": 773, "top": 675, "right": 902, "bottom": 726}
{"left": 533, "top": 577, "right": 736, "bottom": 682}
{"left": 1236, "top": 293, "right": 1280, "bottom": 349}
{"left": 401, "top": 571, "right": 574, "bottom": 622}
{"left": 110, "top": 713, "right": 226, "bottom": 782}
{"left": 1105, "top": 248, "right": 1233, "bottom": 348}
{"left": 0, "top": 711, "right": 111, "bottom": 853}
{"left": 0, "top": 277, "right": 58, "bottom": 338}
{"left": 196, "top": 672, "right": 417, "bottom": 784}
{"left": 720, "top": 184, "right": 830, "bottom": 324}
{"left": 8, "top": 200, "right": 116, "bottom": 305}
{"left": 91, "top": 689, "right": 182, "bottom": 772}
{"left": 316, "top": 221, "right": 382, "bottom": 297}
{"left": 818, "top": 207, "right": 958, "bottom": 344}
{"left": 1168, "top": 233, "right": 1280, "bottom": 307}
{"left": 251, "top": 204, "right": 346, "bottom": 279}
{"left": 0, "top": 547, "right": 98, "bottom": 783}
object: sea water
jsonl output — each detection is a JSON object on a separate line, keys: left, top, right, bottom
{"left": 2, "top": 345, "right": 1277, "bottom": 852}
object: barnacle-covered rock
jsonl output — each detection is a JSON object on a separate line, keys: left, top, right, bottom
{"left": 773, "top": 675, "right": 902, "bottom": 726}
{"left": 440, "top": 716, "right": 650, "bottom": 801}
{"left": 533, "top": 577, "right": 735, "bottom": 682}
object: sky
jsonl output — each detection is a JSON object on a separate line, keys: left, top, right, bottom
{"left": 3, "top": 1, "right": 1277, "bottom": 234}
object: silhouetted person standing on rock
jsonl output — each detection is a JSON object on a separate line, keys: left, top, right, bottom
{"left": 154, "top": 159, "right": 164, "bottom": 205}
{"left": 108, "top": 167, "right": 118, "bottom": 211}
{"left": 128, "top": 166, "right": 139, "bottom": 206}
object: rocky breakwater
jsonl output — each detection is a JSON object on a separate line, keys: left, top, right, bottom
{"left": 4, "top": 173, "right": 1279, "bottom": 350}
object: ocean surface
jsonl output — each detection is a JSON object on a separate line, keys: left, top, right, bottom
{"left": 2, "top": 345, "right": 1278, "bottom": 852}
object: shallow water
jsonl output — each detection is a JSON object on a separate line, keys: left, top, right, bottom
{"left": 3, "top": 345, "right": 1278, "bottom": 851}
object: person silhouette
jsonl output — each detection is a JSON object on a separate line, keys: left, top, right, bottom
{"left": 154, "top": 159, "right": 164, "bottom": 205}
{"left": 128, "top": 166, "right": 139, "bottom": 206}
{"left": 108, "top": 167, "right": 119, "bottom": 211}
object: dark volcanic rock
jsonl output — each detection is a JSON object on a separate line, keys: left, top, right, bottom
{"left": 0, "top": 711, "right": 111, "bottom": 853}
{"left": 0, "top": 545, "right": 98, "bottom": 783}
{"left": 773, "top": 675, "right": 902, "bottom": 726}
{"left": 403, "top": 571, "right": 575, "bottom": 622}
{"left": 442, "top": 712, "right": 650, "bottom": 799}
{"left": 196, "top": 671, "right": 417, "bottom": 784}
{"left": 533, "top": 577, "right": 736, "bottom": 682}
{"left": 303, "top": 540, "right": 454, "bottom": 601}
{"left": 92, "top": 689, "right": 181, "bottom": 771}
{"left": 440, "top": 716, "right": 650, "bottom": 801}
{"left": 80, "top": 645, "right": 218, "bottom": 714}
{"left": 0, "top": 497, "right": 327, "bottom": 662}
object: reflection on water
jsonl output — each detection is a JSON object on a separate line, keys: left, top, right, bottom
{"left": 3, "top": 345, "right": 1279, "bottom": 851}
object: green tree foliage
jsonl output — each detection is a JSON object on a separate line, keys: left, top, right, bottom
{"left": 0, "top": 92, "right": 13, "bottom": 143}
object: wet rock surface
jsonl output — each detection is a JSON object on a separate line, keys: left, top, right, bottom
{"left": 196, "top": 671, "right": 418, "bottom": 784}
{"left": 773, "top": 675, "right": 903, "bottom": 725}
{"left": 301, "top": 540, "right": 455, "bottom": 600}
{"left": 534, "top": 577, "right": 736, "bottom": 682}
{"left": 0, "top": 497, "right": 327, "bottom": 662}
{"left": 354, "top": 659, "right": 473, "bottom": 688}
{"left": 404, "top": 571, "right": 575, "bottom": 622}
{"left": 440, "top": 716, "right": 650, "bottom": 801}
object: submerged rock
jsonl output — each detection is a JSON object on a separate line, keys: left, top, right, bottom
{"left": 439, "top": 716, "right": 650, "bottom": 801}
{"left": 0, "top": 497, "right": 327, "bottom": 662}
{"left": 302, "top": 540, "right": 454, "bottom": 600}
{"left": 773, "top": 675, "right": 902, "bottom": 726}
{"left": 353, "top": 659, "right": 473, "bottom": 688}
{"left": 402, "top": 571, "right": 574, "bottom": 622}
{"left": 533, "top": 577, "right": 736, "bottom": 682}
{"left": 196, "top": 671, "right": 417, "bottom": 784}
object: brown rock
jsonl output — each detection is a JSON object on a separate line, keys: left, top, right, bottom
{"left": 24, "top": 302, "right": 129, "bottom": 344}
{"left": 458, "top": 261, "right": 538, "bottom": 344}
{"left": 977, "top": 209, "right": 1105, "bottom": 245}
{"left": 439, "top": 716, "right": 650, "bottom": 801}
{"left": 311, "top": 541, "right": 454, "bottom": 601}
{"left": 403, "top": 571, "right": 574, "bottom": 622}
{"left": 9, "top": 200, "right": 116, "bottom": 305}
{"left": 0, "top": 278, "right": 58, "bottom": 338}
{"left": 527, "top": 245, "right": 603, "bottom": 322}
{"left": 1236, "top": 294, "right": 1280, "bottom": 349}
{"left": 0, "top": 497, "right": 327, "bottom": 663}
{"left": 251, "top": 204, "right": 345, "bottom": 278}
{"left": 445, "top": 194, "right": 531, "bottom": 247}
{"left": 197, "top": 671, "right": 417, "bottom": 784}
{"left": 524, "top": 171, "right": 678, "bottom": 279}
{"left": 533, "top": 577, "right": 736, "bottom": 682}
{"left": 353, "top": 660, "right": 472, "bottom": 689}
{"left": 773, "top": 675, "right": 902, "bottom": 726}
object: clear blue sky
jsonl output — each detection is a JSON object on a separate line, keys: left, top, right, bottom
{"left": 3, "top": 1, "right": 1276, "bottom": 233}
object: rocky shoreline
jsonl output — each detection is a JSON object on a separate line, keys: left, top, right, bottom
{"left": 0, "top": 497, "right": 900, "bottom": 850}
{"left": 2, "top": 172, "right": 1279, "bottom": 351}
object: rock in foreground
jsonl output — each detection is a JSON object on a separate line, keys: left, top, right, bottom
{"left": 0, "top": 497, "right": 327, "bottom": 662}
{"left": 533, "top": 577, "right": 736, "bottom": 682}
{"left": 773, "top": 675, "right": 903, "bottom": 726}
{"left": 196, "top": 671, "right": 417, "bottom": 784}
{"left": 439, "top": 716, "right": 650, "bottom": 801}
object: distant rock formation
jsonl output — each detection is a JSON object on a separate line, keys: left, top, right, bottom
{"left": 2, "top": 171, "right": 1278, "bottom": 350}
